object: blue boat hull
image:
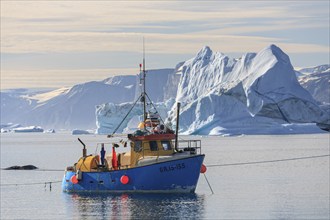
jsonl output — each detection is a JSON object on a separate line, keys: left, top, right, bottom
{"left": 62, "top": 155, "right": 205, "bottom": 193}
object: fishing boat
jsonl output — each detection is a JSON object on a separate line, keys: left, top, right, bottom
{"left": 62, "top": 51, "right": 206, "bottom": 193}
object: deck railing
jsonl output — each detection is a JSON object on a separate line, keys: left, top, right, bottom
{"left": 176, "top": 139, "right": 202, "bottom": 155}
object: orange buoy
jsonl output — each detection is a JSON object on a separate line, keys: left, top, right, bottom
{"left": 120, "top": 175, "right": 129, "bottom": 184}
{"left": 200, "top": 164, "right": 207, "bottom": 173}
{"left": 71, "top": 175, "right": 79, "bottom": 184}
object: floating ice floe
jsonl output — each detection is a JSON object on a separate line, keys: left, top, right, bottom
{"left": 44, "top": 129, "right": 56, "bottom": 133}
{"left": 72, "top": 129, "right": 90, "bottom": 135}
{"left": 13, "top": 126, "right": 44, "bottom": 133}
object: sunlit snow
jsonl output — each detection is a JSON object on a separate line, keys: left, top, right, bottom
{"left": 0, "top": 45, "right": 329, "bottom": 135}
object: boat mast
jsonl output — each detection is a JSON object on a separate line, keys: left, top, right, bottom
{"left": 142, "top": 38, "right": 147, "bottom": 122}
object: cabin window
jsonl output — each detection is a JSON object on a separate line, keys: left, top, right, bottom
{"left": 149, "top": 141, "right": 158, "bottom": 151}
{"left": 161, "top": 141, "right": 172, "bottom": 151}
{"left": 134, "top": 141, "right": 142, "bottom": 152}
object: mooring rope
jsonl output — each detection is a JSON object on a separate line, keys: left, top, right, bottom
{"left": 205, "top": 154, "right": 330, "bottom": 168}
{"left": 1, "top": 154, "right": 328, "bottom": 189}
{"left": 202, "top": 154, "right": 329, "bottom": 195}
{"left": 0, "top": 168, "right": 63, "bottom": 172}
{"left": 0, "top": 180, "right": 62, "bottom": 187}
{"left": 203, "top": 173, "right": 214, "bottom": 194}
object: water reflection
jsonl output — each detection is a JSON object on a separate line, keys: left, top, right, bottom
{"left": 63, "top": 192, "right": 205, "bottom": 219}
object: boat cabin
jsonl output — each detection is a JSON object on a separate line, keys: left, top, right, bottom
{"left": 71, "top": 107, "right": 200, "bottom": 173}
{"left": 71, "top": 132, "right": 200, "bottom": 173}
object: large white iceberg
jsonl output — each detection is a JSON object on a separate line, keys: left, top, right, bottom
{"left": 96, "top": 45, "right": 328, "bottom": 135}
{"left": 165, "top": 45, "right": 328, "bottom": 135}
{"left": 1, "top": 45, "right": 328, "bottom": 135}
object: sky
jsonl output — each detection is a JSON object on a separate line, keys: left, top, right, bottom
{"left": 1, "top": 1, "right": 329, "bottom": 90}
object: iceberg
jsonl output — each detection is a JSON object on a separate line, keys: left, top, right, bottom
{"left": 44, "top": 129, "right": 55, "bottom": 133}
{"left": 166, "top": 45, "right": 328, "bottom": 135}
{"left": 72, "top": 129, "right": 90, "bottom": 135}
{"left": 1, "top": 45, "right": 328, "bottom": 135}
{"left": 96, "top": 99, "right": 174, "bottom": 134}
{"left": 13, "top": 126, "right": 44, "bottom": 133}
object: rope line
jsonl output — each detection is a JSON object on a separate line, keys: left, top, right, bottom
{"left": 203, "top": 173, "right": 214, "bottom": 194}
{"left": 1, "top": 155, "right": 328, "bottom": 187}
{"left": 110, "top": 93, "right": 143, "bottom": 137}
{"left": 2, "top": 155, "right": 329, "bottom": 171}
{"left": 1, "top": 168, "right": 63, "bottom": 171}
{"left": 36, "top": 169, "right": 63, "bottom": 172}
{"left": 0, "top": 180, "right": 62, "bottom": 187}
{"left": 206, "top": 154, "right": 330, "bottom": 167}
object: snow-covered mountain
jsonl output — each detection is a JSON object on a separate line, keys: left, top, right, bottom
{"left": 1, "top": 76, "right": 137, "bottom": 129}
{"left": 1, "top": 89, "right": 35, "bottom": 124}
{"left": 296, "top": 65, "right": 329, "bottom": 104}
{"left": 1, "top": 69, "right": 174, "bottom": 130}
{"left": 298, "top": 64, "right": 329, "bottom": 75}
{"left": 1, "top": 45, "right": 329, "bottom": 134}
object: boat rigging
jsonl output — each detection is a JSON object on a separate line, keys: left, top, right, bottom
{"left": 62, "top": 42, "right": 206, "bottom": 193}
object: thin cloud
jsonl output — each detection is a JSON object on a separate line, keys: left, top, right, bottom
{"left": 2, "top": 1, "right": 328, "bottom": 54}
{"left": 1, "top": 1, "right": 329, "bottom": 89}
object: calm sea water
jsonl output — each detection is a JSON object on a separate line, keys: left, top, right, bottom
{"left": 1, "top": 133, "right": 329, "bottom": 219}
